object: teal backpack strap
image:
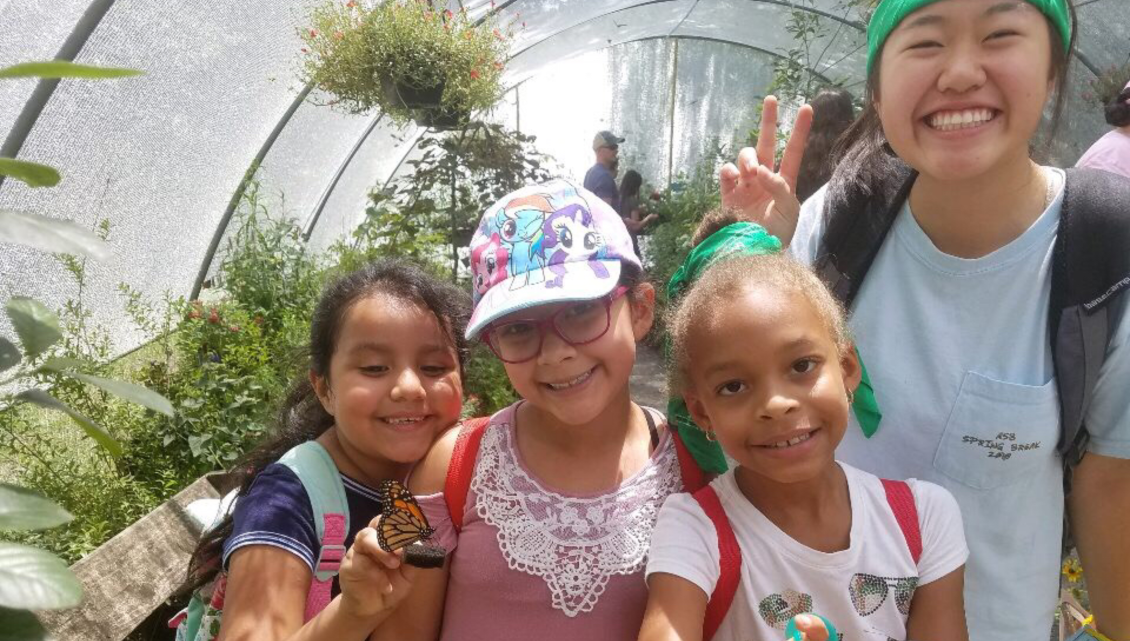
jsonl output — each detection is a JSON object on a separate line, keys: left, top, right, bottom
{"left": 278, "top": 441, "right": 350, "bottom": 621}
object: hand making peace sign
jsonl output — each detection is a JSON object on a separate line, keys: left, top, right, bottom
{"left": 719, "top": 95, "right": 813, "bottom": 246}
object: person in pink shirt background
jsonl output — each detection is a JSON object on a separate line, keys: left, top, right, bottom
{"left": 1076, "top": 79, "right": 1130, "bottom": 178}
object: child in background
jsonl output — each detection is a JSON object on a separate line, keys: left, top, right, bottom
{"left": 374, "top": 179, "right": 695, "bottom": 641}
{"left": 640, "top": 250, "right": 968, "bottom": 641}
{"left": 186, "top": 259, "right": 469, "bottom": 641}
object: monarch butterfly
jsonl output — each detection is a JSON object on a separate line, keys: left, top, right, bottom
{"left": 376, "top": 479, "right": 435, "bottom": 553}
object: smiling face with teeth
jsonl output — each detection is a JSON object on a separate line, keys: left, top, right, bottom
{"left": 312, "top": 294, "right": 463, "bottom": 482}
{"left": 682, "top": 284, "right": 861, "bottom": 487}
{"left": 875, "top": 0, "right": 1057, "bottom": 182}
{"left": 498, "top": 283, "right": 655, "bottom": 428}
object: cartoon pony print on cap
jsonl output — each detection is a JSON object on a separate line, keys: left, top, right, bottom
{"left": 493, "top": 193, "right": 553, "bottom": 290}
{"left": 471, "top": 232, "right": 509, "bottom": 297}
{"left": 543, "top": 203, "right": 609, "bottom": 288}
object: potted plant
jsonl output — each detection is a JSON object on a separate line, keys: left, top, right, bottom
{"left": 300, "top": 0, "right": 515, "bottom": 129}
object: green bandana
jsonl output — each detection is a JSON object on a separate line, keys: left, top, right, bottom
{"left": 867, "top": 0, "right": 1072, "bottom": 76}
{"left": 666, "top": 223, "right": 782, "bottom": 473}
{"left": 665, "top": 222, "right": 884, "bottom": 475}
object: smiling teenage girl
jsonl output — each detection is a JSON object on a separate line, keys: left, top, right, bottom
{"left": 719, "top": 1, "right": 1130, "bottom": 639}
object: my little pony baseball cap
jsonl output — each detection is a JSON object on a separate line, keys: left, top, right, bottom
{"left": 465, "top": 178, "right": 641, "bottom": 340}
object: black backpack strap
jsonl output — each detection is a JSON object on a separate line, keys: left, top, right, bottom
{"left": 814, "top": 163, "right": 917, "bottom": 308}
{"left": 1052, "top": 169, "right": 1130, "bottom": 470}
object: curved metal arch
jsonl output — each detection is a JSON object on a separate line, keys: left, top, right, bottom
{"left": 190, "top": 84, "right": 313, "bottom": 299}
{"left": 0, "top": 0, "right": 119, "bottom": 191}
{"left": 302, "top": 113, "right": 386, "bottom": 242}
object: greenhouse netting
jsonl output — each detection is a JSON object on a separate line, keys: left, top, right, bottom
{"left": 3, "top": 0, "right": 1127, "bottom": 355}
{"left": 3, "top": 1, "right": 1130, "bottom": 640}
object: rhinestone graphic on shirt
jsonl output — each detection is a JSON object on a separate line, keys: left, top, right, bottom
{"left": 758, "top": 589, "right": 813, "bottom": 629}
{"left": 848, "top": 573, "right": 918, "bottom": 616}
{"left": 472, "top": 420, "right": 682, "bottom": 617}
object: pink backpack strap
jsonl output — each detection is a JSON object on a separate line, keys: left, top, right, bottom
{"left": 670, "top": 427, "right": 708, "bottom": 493}
{"left": 691, "top": 485, "right": 741, "bottom": 641}
{"left": 304, "top": 512, "right": 347, "bottom": 620}
{"left": 444, "top": 417, "right": 491, "bottom": 534}
{"left": 880, "top": 478, "right": 922, "bottom": 565}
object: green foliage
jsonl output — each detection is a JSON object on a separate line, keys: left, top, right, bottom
{"left": 0, "top": 61, "right": 142, "bottom": 80}
{"left": 0, "top": 160, "right": 59, "bottom": 189}
{"left": 642, "top": 145, "right": 725, "bottom": 335}
{"left": 0, "top": 60, "right": 148, "bottom": 638}
{"left": 300, "top": 0, "right": 515, "bottom": 125}
{"left": 461, "top": 345, "right": 518, "bottom": 418}
{"left": 356, "top": 120, "right": 552, "bottom": 279}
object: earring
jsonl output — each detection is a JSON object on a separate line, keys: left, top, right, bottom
{"left": 704, "top": 429, "right": 717, "bottom": 442}
{"left": 846, "top": 388, "right": 855, "bottom": 405}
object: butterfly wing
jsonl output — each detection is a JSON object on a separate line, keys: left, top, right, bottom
{"left": 376, "top": 480, "right": 435, "bottom": 553}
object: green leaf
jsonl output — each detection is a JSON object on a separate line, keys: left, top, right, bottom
{"left": 0, "top": 339, "right": 19, "bottom": 373}
{"left": 0, "top": 543, "right": 82, "bottom": 610}
{"left": 15, "top": 390, "right": 121, "bottom": 457}
{"left": 37, "top": 356, "right": 85, "bottom": 372}
{"left": 0, "top": 484, "right": 72, "bottom": 532}
{"left": 0, "top": 61, "right": 143, "bottom": 80}
{"left": 57, "top": 371, "right": 174, "bottom": 417}
{"left": 0, "top": 607, "right": 48, "bottom": 641}
{"left": 0, "top": 210, "right": 111, "bottom": 260}
{"left": 5, "top": 298, "right": 61, "bottom": 360}
{"left": 0, "top": 159, "right": 59, "bottom": 188}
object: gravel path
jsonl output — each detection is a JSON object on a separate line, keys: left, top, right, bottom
{"left": 630, "top": 344, "right": 668, "bottom": 410}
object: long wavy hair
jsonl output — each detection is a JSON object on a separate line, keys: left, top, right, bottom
{"left": 186, "top": 258, "right": 470, "bottom": 589}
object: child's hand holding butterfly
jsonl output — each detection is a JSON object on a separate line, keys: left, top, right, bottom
{"left": 336, "top": 516, "right": 421, "bottom": 621}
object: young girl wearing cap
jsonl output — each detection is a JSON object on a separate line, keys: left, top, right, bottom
{"left": 719, "top": 1, "right": 1130, "bottom": 639}
{"left": 373, "top": 178, "right": 693, "bottom": 641}
{"left": 641, "top": 247, "right": 968, "bottom": 641}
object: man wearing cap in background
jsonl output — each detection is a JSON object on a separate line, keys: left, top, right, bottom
{"left": 584, "top": 130, "right": 623, "bottom": 211}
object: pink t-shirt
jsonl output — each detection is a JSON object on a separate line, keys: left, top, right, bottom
{"left": 418, "top": 403, "right": 685, "bottom": 640}
{"left": 1075, "top": 129, "right": 1130, "bottom": 179}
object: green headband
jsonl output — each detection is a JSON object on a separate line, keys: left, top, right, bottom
{"left": 665, "top": 222, "right": 781, "bottom": 474}
{"left": 664, "top": 222, "right": 884, "bottom": 474}
{"left": 866, "top": 0, "right": 1072, "bottom": 76}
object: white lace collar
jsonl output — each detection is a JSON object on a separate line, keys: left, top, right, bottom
{"left": 470, "top": 411, "right": 683, "bottom": 617}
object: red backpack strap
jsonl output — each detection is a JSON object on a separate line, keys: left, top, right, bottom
{"left": 670, "top": 427, "right": 708, "bottom": 493}
{"left": 691, "top": 485, "right": 741, "bottom": 641}
{"left": 443, "top": 417, "right": 491, "bottom": 534}
{"left": 880, "top": 478, "right": 922, "bottom": 565}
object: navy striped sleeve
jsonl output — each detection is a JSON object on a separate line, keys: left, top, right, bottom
{"left": 222, "top": 463, "right": 318, "bottom": 572}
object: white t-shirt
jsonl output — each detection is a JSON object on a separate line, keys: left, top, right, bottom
{"left": 646, "top": 464, "right": 967, "bottom": 641}
{"left": 789, "top": 167, "right": 1130, "bottom": 641}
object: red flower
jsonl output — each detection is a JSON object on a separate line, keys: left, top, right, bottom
{"left": 493, "top": 28, "right": 502, "bottom": 40}
{"left": 522, "top": 21, "right": 527, "bottom": 28}
{"left": 444, "top": 9, "right": 453, "bottom": 19}
{"left": 208, "top": 311, "right": 220, "bottom": 324}
{"left": 187, "top": 310, "right": 201, "bottom": 320}
{"left": 470, "top": 69, "right": 481, "bottom": 79}
{"left": 494, "top": 61, "right": 503, "bottom": 70}
{"left": 309, "top": 29, "right": 318, "bottom": 38}
{"left": 346, "top": 0, "right": 357, "bottom": 7}
{"left": 229, "top": 325, "right": 240, "bottom": 333}
{"left": 301, "top": 47, "right": 309, "bottom": 53}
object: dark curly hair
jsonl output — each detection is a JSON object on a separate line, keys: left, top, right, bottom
{"left": 186, "top": 258, "right": 470, "bottom": 589}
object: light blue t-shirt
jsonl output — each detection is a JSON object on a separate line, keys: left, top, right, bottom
{"left": 790, "top": 167, "right": 1130, "bottom": 641}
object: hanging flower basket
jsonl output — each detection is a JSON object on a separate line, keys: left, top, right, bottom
{"left": 300, "top": 0, "right": 518, "bottom": 127}
{"left": 381, "top": 76, "right": 446, "bottom": 110}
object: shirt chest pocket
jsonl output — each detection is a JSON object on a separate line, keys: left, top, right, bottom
{"left": 932, "top": 371, "right": 1060, "bottom": 490}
